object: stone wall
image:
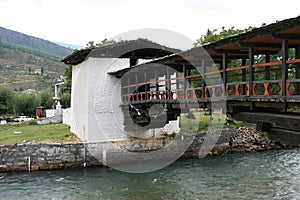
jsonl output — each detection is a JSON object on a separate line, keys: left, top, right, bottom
{"left": 0, "top": 143, "right": 94, "bottom": 172}
{"left": 0, "top": 129, "right": 233, "bottom": 172}
{"left": 0, "top": 128, "right": 291, "bottom": 172}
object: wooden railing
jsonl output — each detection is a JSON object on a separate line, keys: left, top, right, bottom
{"left": 121, "top": 59, "right": 300, "bottom": 104}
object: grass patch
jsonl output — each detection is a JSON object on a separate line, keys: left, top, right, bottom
{"left": 180, "top": 109, "right": 254, "bottom": 134}
{"left": 0, "top": 122, "right": 79, "bottom": 145}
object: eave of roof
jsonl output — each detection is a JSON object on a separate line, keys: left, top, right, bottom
{"left": 61, "top": 38, "right": 180, "bottom": 65}
{"left": 109, "top": 15, "right": 300, "bottom": 77}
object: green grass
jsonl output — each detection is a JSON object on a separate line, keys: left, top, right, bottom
{"left": 0, "top": 122, "right": 79, "bottom": 145}
{"left": 179, "top": 110, "right": 254, "bottom": 134}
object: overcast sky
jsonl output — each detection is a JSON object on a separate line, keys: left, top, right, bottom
{"left": 1, "top": 0, "right": 299, "bottom": 49}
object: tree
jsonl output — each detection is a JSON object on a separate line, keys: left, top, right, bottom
{"left": 0, "top": 85, "right": 15, "bottom": 114}
{"left": 60, "top": 93, "right": 71, "bottom": 108}
{"left": 85, "top": 38, "right": 117, "bottom": 49}
{"left": 40, "top": 88, "right": 54, "bottom": 109}
{"left": 62, "top": 65, "right": 72, "bottom": 94}
{"left": 194, "top": 26, "right": 253, "bottom": 46}
{"left": 13, "top": 93, "right": 41, "bottom": 117}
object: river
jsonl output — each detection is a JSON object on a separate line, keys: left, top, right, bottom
{"left": 0, "top": 148, "right": 299, "bottom": 200}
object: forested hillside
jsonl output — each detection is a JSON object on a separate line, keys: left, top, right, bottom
{"left": 0, "top": 26, "right": 72, "bottom": 58}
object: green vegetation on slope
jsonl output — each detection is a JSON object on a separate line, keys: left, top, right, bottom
{"left": 0, "top": 41, "right": 68, "bottom": 91}
{"left": 0, "top": 26, "right": 72, "bottom": 58}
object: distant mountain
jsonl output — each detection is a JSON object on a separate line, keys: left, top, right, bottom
{"left": 54, "top": 41, "right": 84, "bottom": 50}
{"left": 0, "top": 40, "right": 67, "bottom": 91}
{"left": 0, "top": 26, "right": 74, "bottom": 91}
{"left": 0, "top": 26, "right": 72, "bottom": 58}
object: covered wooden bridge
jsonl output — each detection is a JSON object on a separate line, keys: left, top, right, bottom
{"left": 62, "top": 16, "right": 300, "bottom": 142}
{"left": 109, "top": 16, "right": 300, "bottom": 136}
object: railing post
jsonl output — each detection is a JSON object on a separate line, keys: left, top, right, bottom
{"left": 248, "top": 46, "right": 254, "bottom": 96}
{"left": 144, "top": 71, "right": 148, "bottom": 100}
{"left": 222, "top": 53, "right": 228, "bottom": 96}
{"left": 265, "top": 53, "right": 270, "bottom": 80}
{"left": 135, "top": 73, "right": 138, "bottom": 100}
{"left": 183, "top": 63, "right": 187, "bottom": 100}
{"left": 281, "top": 37, "right": 288, "bottom": 97}
{"left": 166, "top": 66, "right": 171, "bottom": 100}
{"left": 296, "top": 45, "right": 300, "bottom": 95}
{"left": 201, "top": 59, "right": 206, "bottom": 98}
{"left": 242, "top": 58, "right": 247, "bottom": 95}
{"left": 155, "top": 69, "right": 159, "bottom": 99}
{"left": 127, "top": 75, "right": 130, "bottom": 102}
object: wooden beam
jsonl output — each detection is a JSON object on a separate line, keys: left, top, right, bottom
{"left": 296, "top": 45, "right": 300, "bottom": 95}
{"left": 265, "top": 53, "right": 270, "bottom": 80}
{"left": 127, "top": 75, "right": 130, "bottom": 98}
{"left": 210, "top": 55, "right": 249, "bottom": 60}
{"left": 296, "top": 45, "right": 300, "bottom": 78}
{"left": 240, "top": 42, "right": 295, "bottom": 48}
{"left": 215, "top": 49, "right": 248, "bottom": 54}
{"left": 242, "top": 59, "right": 247, "bottom": 95}
{"left": 281, "top": 38, "right": 288, "bottom": 97}
{"left": 166, "top": 66, "right": 171, "bottom": 99}
{"left": 183, "top": 63, "right": 187, "bottom": 100}
{"left": 272, "top": 34, "right": 300, "bottom": 40}
{"left": 154, "top": 69, "right": 159, "bottom": 95}
{"left": 215, "top": 49, "right": 279, "bottom": 55}
{"left": 222, "top": 53, "right": 228, "bottom": 96}
{"left": 201, "top": 59, "right": 206, "bottom": 98}
{"left": 249, "top": 46, "right": 254, "bottom": 96}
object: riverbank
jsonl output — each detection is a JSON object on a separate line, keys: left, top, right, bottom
{"left": 0, "top": 127, "right": 296, "bottom": 172}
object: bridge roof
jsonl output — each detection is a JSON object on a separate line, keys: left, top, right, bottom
{"left": 61, "top": 38, "right": 180, "bottom": 65}
{"left": 185, "top": 15, "right": 300, "bottom": 62}
{"left": 110, "top": 15, "right": 300, "bottom": 77}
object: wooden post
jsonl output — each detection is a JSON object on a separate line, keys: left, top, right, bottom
{"left": 183, "top": 63, "right": 187, "bottom": 100}
{"left": 144, "top": 71, "right": 148, "bottom": 100}
{"left": 187, "top": 68, "right": 191, "bottom": 85}
{"left": 248, "top": 46, "right": 254, "bottom": 96}
{"left": 135, "top": 73, "right": 138, "bottom": 100}
{"left": 281, "top": 38, "right": 288, "bottom": 97}
{"left": 127, "top": 75, "right": 130, "bottom": 102}
{"left": 155, "top": 69, "right": 159, "bottom": 99}
{"left": 296, "top": 45, "right": 300, "bottom": 95}
{"left": 201, "top": 59, "right": 206, "bottom": 98}
{"left": 242, "top": 59, "right": 246, "bottom": 95}
{"left": 166, "top": 66, "right": 171, "bottom": 100}
{"left": 175, "top": 71, "right": 179, "bottom": 91}
{"left": 265, "top": 53, "right": 270, "bottom": 80}
{"left": 222, "top": 53, "right": 228, "bottom": 96}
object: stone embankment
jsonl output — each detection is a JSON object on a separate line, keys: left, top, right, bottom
{"left": 228, "top": 127, "right": 286, "bottom": 153}
{"left": 183, "top": 127, "right": 285, "bottom": 157}
{"left": 0, "top": 127, "right": 292, "bottom": 172}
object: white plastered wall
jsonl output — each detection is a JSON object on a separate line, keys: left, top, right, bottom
{"left": 70, "top": 57, "right": 180, "bottom": 142}
{"left": 71, "top": 57, "right": 129, "bottom": 142}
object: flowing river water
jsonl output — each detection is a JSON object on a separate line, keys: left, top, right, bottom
{"left": 0, "top": 148, "right": 299, "bottom": 200}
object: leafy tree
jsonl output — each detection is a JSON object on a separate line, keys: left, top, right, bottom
{"left": 60, "top": 93, "right": 71, "bottom": 108}
{"left": 85, "top": 38, "right": 117, "bottom": 49}
{"left": 61, "top": 65, "right": 72, "bottom": 95}
{"left": 0, "top": 85, "right": 15, "bottom": 114}
{"left": 194, "top": 26, "right": 253, "bottom": 46}
{"left": 13, "top": 93, "right": 41, "bottom": 117}
{"left": 40, "top": 88, "right": 54, "bottom": 109}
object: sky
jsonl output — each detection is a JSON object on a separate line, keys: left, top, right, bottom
{"left": 0, "top": 0, "right": 299, "bottom": 50}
